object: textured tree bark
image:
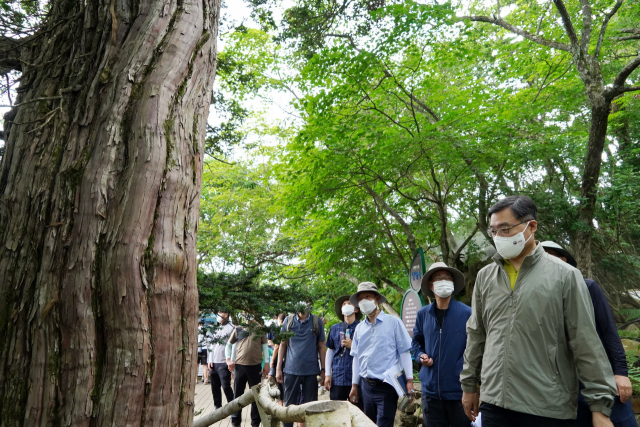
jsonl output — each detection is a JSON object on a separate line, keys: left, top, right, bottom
{"left": 574, "top": 101, "right": 611, "bottom": 278}
{"left": 0, "top": 0, "right": 220, "bottom": 426}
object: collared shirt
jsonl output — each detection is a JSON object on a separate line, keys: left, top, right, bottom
{"left": 207, "top": 321, "right": 235, "bottom": 364}
{"left": 351, "top": 311, "right": 412, "bottom": 380}
{"left": 281, "top": 314, "right": 326, "bottom": 376}
{"left": 326, "top": 320, "right": 360, "bottom": 386}
{"left": 504, "top": 260, "right": 519, "bottom": 290}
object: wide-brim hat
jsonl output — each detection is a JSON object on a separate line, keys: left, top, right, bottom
{"left": 334, "top": 295, "right": 363, "bottom": 321}
{"left": 421, "top": 262, "right": 466, "bottom": 299}
{"left": 349, "top": 282, "right": 387, "bottom": 309}
{"left": 540, "top": 241, "right": 577, "bottom": 267}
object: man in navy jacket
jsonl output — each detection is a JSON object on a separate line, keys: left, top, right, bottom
{"left": 541, "top": 241, "right": 637, "bottom": 427}
{"left": 412, "top": 262, "right": 471, "bottom": 427}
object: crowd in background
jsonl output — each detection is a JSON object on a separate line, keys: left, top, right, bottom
{"left": 197, "top": 195, "right": 637, "bottom": 427}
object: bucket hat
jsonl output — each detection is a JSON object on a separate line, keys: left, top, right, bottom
{"left": 349, "top": 282, "right": 387, "bottom": 308}
{"left": 334, "top": 295, "right": 363, "bottom": 321}
{"left": 421, "top": 262, "right": 466, "bottom": 299}
{"left": 540, "top": 241, "right": 577, "bottom": 267}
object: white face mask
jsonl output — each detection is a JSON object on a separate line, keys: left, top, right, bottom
{"left": 433, "top": 280, "right": 455, "bottom": 298}
{"left": 359, "top": 299, "right": 377, "bottom": 315}
{"left": 341, "top": 304, "right": 355, "bottom": 317}
{"left": 493, "top": 221, "right": 532, "bottom": 259}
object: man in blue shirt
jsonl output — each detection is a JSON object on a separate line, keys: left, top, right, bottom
{"left": 541, "top": 241, "right": 637, "bottom": 427}
{"left": 276, "top": 305, "right": 326, "bottom": 427}
{"left": 325, "top": 295, "right": 363, "bottom": 410}
{"left": 412, "top": 262, "right": 471, "bottom": 427}
{"left": 349, "top": 282, "right": 414, "bottom": 427}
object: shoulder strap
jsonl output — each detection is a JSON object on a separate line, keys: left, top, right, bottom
{"left": 312, "top": 314, "right": 319, "bottom": 336}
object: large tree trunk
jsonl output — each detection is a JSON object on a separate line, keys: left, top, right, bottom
{"left": 574, "top": 101, "right": 611, "bottom": 278}
{"left": 0, "top": 0, "right": 220, "bottom": 426}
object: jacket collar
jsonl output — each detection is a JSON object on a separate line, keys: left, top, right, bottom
{"left": 492, "top": 241, "right": 544, "bottom": 270}
{"left": 427, "top": 298, "right": 458, "bottom": 316}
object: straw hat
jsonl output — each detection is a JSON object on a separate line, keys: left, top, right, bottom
{"left": 349, "top": 282, "right": 387, "bottom": 308}
{"left": 421, "top": 262, "right": 465, "bottom": 299}
{"left": 334, "top": 295, "right": 363, "bottom": 321}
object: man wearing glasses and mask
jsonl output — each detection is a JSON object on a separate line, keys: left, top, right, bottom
{"left": 461, "top": 195, "right": 616, "bottom": 427}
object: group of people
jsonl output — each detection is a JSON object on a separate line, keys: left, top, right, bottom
{"left": 199, "top": 195, "right": 638, "bottom": 427}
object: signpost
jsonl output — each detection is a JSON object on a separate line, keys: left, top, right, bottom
{"left": 401, "top": 290, "right": 424, "bottom": 338}
{"left": 409, "top": 247, "right": 426, "bottom": 292}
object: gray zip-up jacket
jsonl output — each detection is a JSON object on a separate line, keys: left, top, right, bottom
{"left": 461, "top": 243, "right": 616, "bottom": 419}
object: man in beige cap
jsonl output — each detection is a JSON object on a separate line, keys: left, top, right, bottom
{"left": 348, "top": 282, "right": 414, "bottom": 427}
{"left": 412, "top": 262, "right": 471, "bottom": 427}
{"left": 324, "top": 295, "right": 363, "bottom": 410}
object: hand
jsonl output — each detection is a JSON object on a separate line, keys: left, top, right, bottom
{"left": 262, "top": 363, "right": 270, "bottom": 378}
{"left": 276, "top": 368, "right": 283, "bottom": 384}
{"left": 341, "top": 338, "right": 353, "bottom": 349}
{"left": 207, "top": 362, "right": 213, "bottom": 370}
{"left": 227, "top": 361, "right": 235, "bottom": 372}
{"left": 419, "top": 353, "right": 434, "bottom": 367}
{"left": 324, "top": 375, "right": 332, "bottom": 391}
{"left": 406, "top": 379, "right": 415, "bottom": 400}
{"left": 462, "top": 391, "right": 479, "bottom": 422}
{"left": 615, "top": 375, "right": 633, "bottom": 403}
{"left": 592, "top": 411, "right": 613, "bottom": 427}
{"left": 349, "top": 384, "right": 359, "bottom": 404}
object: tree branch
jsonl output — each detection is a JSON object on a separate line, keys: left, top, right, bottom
{"left": 595, "top": 0, "right": 624, "bottom": 58}
{"left": 578, "top": 0, "right": 593, "bottom": 55}
{"left": 452, "top": 225, "right": 479, "bottom": 262}
{"left": 458, "top": 15, "right": 571, "bottom": 52}
{"left": 552, "top": 0, "right": 580, "bottom": 48}
{"left": 379, "top": 277, "right": 406, "bottom": 295}
{"left": 611, "top": 53, "right": 640, "bottom": 92}
{"left": 359, "top": 181, "right": 417, "bottom": 254}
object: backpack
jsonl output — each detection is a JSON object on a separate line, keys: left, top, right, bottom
{"left": 285, "top": 313, "right": 320, "bottom": 337}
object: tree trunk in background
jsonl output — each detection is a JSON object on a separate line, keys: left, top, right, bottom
{"left": 574, "top": 102, "right": 611, "bottom": 279}
{"left": 0, "top": 0, "right": 220, "bottom": 425}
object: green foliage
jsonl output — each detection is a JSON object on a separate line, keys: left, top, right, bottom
{"left": 196, "top": 0, "right": 640, "bottom": 319}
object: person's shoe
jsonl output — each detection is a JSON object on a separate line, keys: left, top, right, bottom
{"left": 214, "top": 406, "right": 221, "bottom": 411}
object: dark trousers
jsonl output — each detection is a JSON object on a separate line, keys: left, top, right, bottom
{"left": 422, "top": 395, "right": 471, "bottom": 427}
{"left": 231, "top": 363, "right": 262, "bottom": 427}
{"left": 330, "top": 384, "right": 364, "bottom": 411}
{"left": 480, "top": 402, "right": 575, "bottom": 427}
{"left": 210, "top": 363, "right": 234, "bottom": 408}
{"left": 283, "top": 374, "right": 318, "bottom": 427}
{"left": 361, "top": 379, "right": 398, "bottom": 427}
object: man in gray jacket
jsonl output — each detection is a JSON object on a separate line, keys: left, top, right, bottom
{"left": 461, "top": 196, "right": 616, "bottom": 427}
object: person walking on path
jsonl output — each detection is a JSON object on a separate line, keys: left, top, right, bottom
{"left": 412, "top": 263, "right": 471, "bottom": 427}
{"left": 226, "top": 319, "right": 270, "bottom": 427}
{"left": 276, "top": 305, "right": 327, "bottom": 427}
{"left": 324, "top": 295, "right": 364, "bottom": 410}
{"left": 461, "top": 195, "right": 617, "bottom": 427}
{"left": 349, "top": 282, "right": 414, "bottom": 427}
{"left": 267, "top": 314, "right": 286, "bottom": 404}
{"left": 207, "top": 312, "right": 235, "bottom": 410}
{"left": 198, "top": 319, "right": 210, "bottom": 384}
{"left": 541, "top": 241, "right": 638, "bottom": 427}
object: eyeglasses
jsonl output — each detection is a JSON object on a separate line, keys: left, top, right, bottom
{"left": 487, "top": 221, "right": 529, "bottom": 237}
